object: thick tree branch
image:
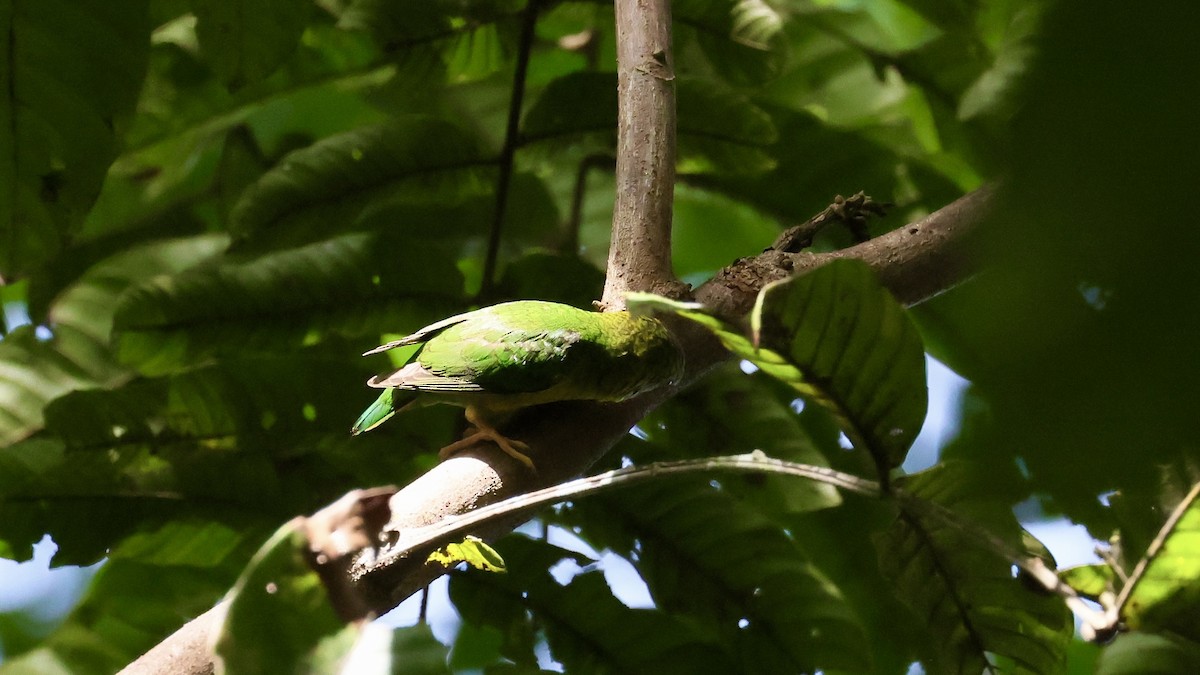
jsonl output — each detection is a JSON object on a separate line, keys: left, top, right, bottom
{"left": 120, "top": 187, "right": 993, "bottom": 675}
{"left": 600, "top": 0, "right": 679, "bottom": 309}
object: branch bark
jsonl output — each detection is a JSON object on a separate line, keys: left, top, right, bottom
{"left": 600, "top": 0, "right": 679, "bottom": 309}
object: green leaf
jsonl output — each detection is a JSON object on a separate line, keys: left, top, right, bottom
{"left": 877, "top": 461, "right": 1073, "bottom": 674}
{"left": 0, "top": 520, "right": 260, "bottom": 675}
{"left": 213, "top": 523, "right": 350, "bottom": 675}
{"left": 562, "top": 479, "right": 867, "bottom": 672}
{"left": 1096, "top": 632, "right": 1200, "bottom": 675}
{"left": 1058, "top": 563, "right": 1114, "bottom": 602}
{"left": 229, "top": 117, "right": 492, "bottom": 243}
{"left": 427, "top": 536, "right": 506, "bottom": 573}
{"left": 0, "top": 0, "right": 151, "bottom": 277}
{"left": 633, "top": 259, "right": 929, "bottom": 475}
{"left": 751, "top": 260, "right": 927, "bottom": 473}
{"left": 450, "top": 536, "right": 737, "bottom": 674}
{"left": 1120, "top": 482, "right": 1200, "bottom": 641}
{"left": 0, "top": 235, "right": 224, "bottom": 445}
{"left": 194, "top": 0, "right": 310, "bottom": 90}
{"left": 0, "top": 433, "right": 280, "bottom": 565}
{"left": 111, "top": 233, "right": 463, "bottom": 374}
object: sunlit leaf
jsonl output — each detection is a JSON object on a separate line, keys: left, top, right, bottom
{"left": 427, "top": 536, "right": 506, "bottom": 573}
{"left": 1058, "top": 563, "right": 1115, "bottom": 602}
{"left": 1120, "top": 482, "right": 1200, "bottom": 641}
{"left": 751, "top": 260, "right": 927, "bottom": 473}
{"left": 631, "top": 259, "right": 928, "bottom": 476}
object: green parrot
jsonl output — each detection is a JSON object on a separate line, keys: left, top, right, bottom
{"left": 352, "top": 300, "right": 684, "bottom": 470}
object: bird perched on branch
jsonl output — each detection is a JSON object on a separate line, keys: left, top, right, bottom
{"left": 352, "top": 300, "right": 683, "bottom": 470}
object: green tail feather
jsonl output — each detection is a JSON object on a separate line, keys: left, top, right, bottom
{"left": 352, "top": 389, "right": 418, "bottom": 435}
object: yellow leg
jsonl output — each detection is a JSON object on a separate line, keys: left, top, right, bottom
{"left": 439, "top": 408, "right": 536, "bottom": 472}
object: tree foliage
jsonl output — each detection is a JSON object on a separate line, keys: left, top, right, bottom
{"left": 1, "top": 1, "right": 1198, "bottom": 673}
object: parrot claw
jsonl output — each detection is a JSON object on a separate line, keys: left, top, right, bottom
{"left": 439, "top": 409, "right": 536, "bottom": 472}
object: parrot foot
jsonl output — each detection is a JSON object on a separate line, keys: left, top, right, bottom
{"left": 439, "top": 409, "right": 536, "bottom": 472}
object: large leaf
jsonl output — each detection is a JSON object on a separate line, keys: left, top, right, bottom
{"left": 229, "top": 117, "right": 492, "bottom": 244}
{"left": 0, "top": 0, "right": 151, "bottom": 277}
{"left": 0, "top": 434, "right": 280, "bottom": 565}
{"left": 450, "top": 535, "right": 737, "bottom": 673}
{"left": 194, "top": 0, "right": 311, "bottom": 90}
{"left": 521, "top": 72, "right": 778, "bottom": 175}
{"left": 630, "top": 259, "right": 928, "bottom": 477}
{"left": 751, "top": 259, "right": 927, "bottom": 473}
{"left": 112, "top": 232, "right": 463, "bottom": 374}
{"left": 1118, "top": 481, "right": 1200, "bottom": 641}
{"left": 0, "top": 522, "right": 260, "bottom": 675}
{"left": 632, "top": 366, "right": 842, "bottom": 514}
{"left": 561, "top": 479, "right": 866, "bottom": 672}
{"left": 876, "top": 461, "right": 1073, "bottom": 674}
{"left": 0, "top": 236, "right": 225, "bottom": 446}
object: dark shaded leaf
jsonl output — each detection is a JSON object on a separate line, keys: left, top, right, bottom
{"left": 112, "top": 233, "right": 463, "bottom": 374}
{"left": 676, "top": 0, "right": 787, "bottom": 86}
{"left": 194, "top": 0, "right": 310, "bottom": 90}
{"left": 0, "top": 0, "right": 151, "bottom": 277}
{"left": 451, "top": 536, "right": 736, "bottom": 673}
{"left": 230, "top": 117, "right": 492, "bottom": 244}
{"left": 877, "top": 461, "right": 1073, "bottom": 674}
{"left": 562, "top": 479, "right": 866, "bottom": 672}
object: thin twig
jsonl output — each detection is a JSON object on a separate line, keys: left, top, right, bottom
{"left": 379, "top": 452, "right": 880, "bottom": 562}
{"left": 478, "top": 0, "right": 542, "bottom": 300}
